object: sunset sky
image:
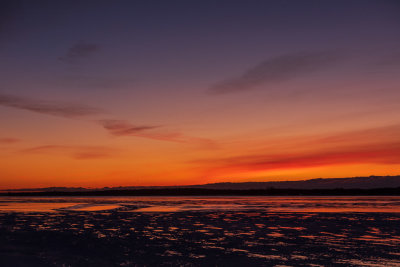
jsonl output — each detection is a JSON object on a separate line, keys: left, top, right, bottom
{"left": 1, "top": 0, "right": 400, "bottom": 189}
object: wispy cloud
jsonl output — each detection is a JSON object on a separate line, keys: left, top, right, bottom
{"left": 315, "top": 124, "right": 400, "bottom": 145}
{"left": 0, "top": 93, "right": 103, "bottom": 118}
{"left": 22, "top": 145, "right": 116, "bottom": 159}
{"left": 209, "top": 51, "right": 344, "bottom": 94}
{"left": 0, "top": 137, "right": 20, "bottom": 144}
{"left": 0, "top": 93, "right": 215, "bottom": 146}
{"left": 100, "top": 120, "right": 161, "bottom": 136}
{"left": 99, "top": 119, "right": 216, "bottom": 147}
{"left": 59, "top": 41, "right": 99, "bottom": 63}
{"left": 195, "top": 124, "right": 400, "bottom": 174}
{"left": 200, "top": 143, "right": 400, "bottom": 176}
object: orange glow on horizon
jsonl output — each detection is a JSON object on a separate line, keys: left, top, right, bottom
{"left": 1, "top": 119, "right": 400, "bottom": 189}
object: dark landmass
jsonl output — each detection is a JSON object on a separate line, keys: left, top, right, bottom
{"left": 1, "top": 187, "right": 400, "bottom": 197}
{"left": 195, "top": 175, "right": 400, "bottom": 190}
{"left": 1, "top": 209, "right": 400, "bottom": 266}
{"left": 2, "top": 175, "right": 400, "bottom": 196}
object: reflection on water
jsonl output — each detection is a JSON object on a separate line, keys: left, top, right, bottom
{"left": 0, "top": 196, "right": 399, "bottom": 266}
{"left": 1, "top": 196, "right": 400, "bottom": 213}
{"left": 0, "top": 202, "right": 82, "bottom": 212}
{"left": 134, "top": 205, "right": 180, "bottom": 212}
{"left": 61, "top": 204, "right": 122, "bottom": 211}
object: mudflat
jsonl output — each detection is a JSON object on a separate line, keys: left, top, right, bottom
{"left": 0, "top": 196, "right": 399, "bottom": 266}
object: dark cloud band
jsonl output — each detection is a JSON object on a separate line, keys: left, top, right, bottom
{"left": 209, "top": 51, "right": 344, "bottom": 94}
{"left": 0, "top": 93, "right": 103, "bottom": 118}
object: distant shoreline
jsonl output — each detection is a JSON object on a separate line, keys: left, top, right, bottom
{"left": 1, "top": 187, "right": 400, "bottom": 197}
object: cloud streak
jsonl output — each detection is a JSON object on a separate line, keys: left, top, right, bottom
{"left": 0, "top": 93, "right": 215, "bottom": 146}
{"left": 201, "top": 143, "right": 400, "bottom": 176}
{"left": 209, "top": 51, "right": 344, "bottom": 94}
{"left": 59, "top": 41, "right": 99, "bottom": 63}
{"left": 0, "top": 137, "right": 20, "bottom": 144}
{"left": 100, "top": 120, "right": 161, "bottom": 136}
{"left": 0, "top": 93, "right": 103, "bottom": 118}
{"left": 196, "top": 124, "right": 400, "bottom": 174}
{"left": 99, "top": 119, "right": 216, "bottom": 147}
{"left": 22, "top": 145, "right": 116, "bottom": 159}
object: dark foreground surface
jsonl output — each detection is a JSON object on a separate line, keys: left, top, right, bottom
{"left": 1, "top": 210, "right": 400, "bottom": 266}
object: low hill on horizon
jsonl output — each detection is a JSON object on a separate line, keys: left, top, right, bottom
{"left": 3, "top": 175, "right": 400, "bottom": 192}
{"left": 192, "top": 175, "right": 400, "bottom": 190}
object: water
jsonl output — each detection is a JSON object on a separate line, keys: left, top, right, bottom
{"left": 2, "top": 196, "right": 400, "bottom": 213}
{"left": 0, "top": 196, "right": 399, "bottom": 266}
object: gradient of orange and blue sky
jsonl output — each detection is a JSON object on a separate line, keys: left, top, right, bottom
{"left": 1, "top": 0, "right": 400, "bottom": 189}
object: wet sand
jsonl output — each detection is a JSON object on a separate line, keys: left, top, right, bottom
{"left": 0, "top": 197, "right": 400, "bottom": 266}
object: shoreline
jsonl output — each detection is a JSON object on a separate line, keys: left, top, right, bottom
{"left": 2, "top": 187, "right": 400, "bottom": 197}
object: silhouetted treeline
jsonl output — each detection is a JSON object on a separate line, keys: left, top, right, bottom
{"left": 1, "top": 187, "right": 400, "bottom": 196}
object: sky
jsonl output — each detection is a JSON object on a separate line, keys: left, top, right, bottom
{"left": 1, "top": 0, "right": 400, "bottom": 189}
